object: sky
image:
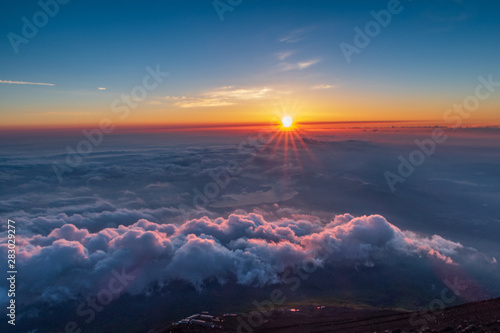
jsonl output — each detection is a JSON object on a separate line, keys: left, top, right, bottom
{"left": 1, "top": 0, "right": 500, "bottom": 129}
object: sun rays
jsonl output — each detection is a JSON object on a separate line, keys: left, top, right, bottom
{"left": 256, "top": 113, "right": 318, "bottom": 176}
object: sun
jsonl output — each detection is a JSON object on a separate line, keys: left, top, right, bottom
{"left": 281, "top": 116, "right": 293, "bottom": 128}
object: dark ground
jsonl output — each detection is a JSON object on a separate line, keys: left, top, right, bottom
{"left": 149, "top": 297, "right": 500, "bottom": 333}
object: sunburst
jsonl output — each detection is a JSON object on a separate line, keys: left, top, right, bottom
{"left": 258, "top": 113, "right": 317, "bottom": 176}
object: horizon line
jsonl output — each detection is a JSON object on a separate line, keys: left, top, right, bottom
{"left": 0, "top": 120, "right": 419, "bottom": 132}
{"left": 1, "top": 120, "right": 498, "bottom": 134}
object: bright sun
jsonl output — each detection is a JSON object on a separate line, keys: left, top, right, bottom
{"left": 281, "top": 116, "right": 293, "bottom": 128}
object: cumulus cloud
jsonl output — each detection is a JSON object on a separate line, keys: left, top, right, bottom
{"left": 1, "top": 212, "right": 489, "bottom": 306}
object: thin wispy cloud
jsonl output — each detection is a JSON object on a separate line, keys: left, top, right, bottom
{"left": 311, "top": 84, "right": 336, "bottom": 90}
{"left": 161, "top": 86, "right": 285, "bottom": 108}
{"left": 278, "top": 58, "right": 321, "bottom": 71}
{"left": 0, "top": 80, "right": 55, "bottom": 86}
{"left": 279, "top": 27, "right": 314, "bottom": 43}
{"left": 207, "top": 86, "right": 273, "bottom": 100}
{"left": 97, "top": 87, "right": 106, "bottom": 90}
{"left": 276, "top": 50, "right": 294, "bottom": 61}
{"left": 162, "top": 96, "right": 188, "bottom": 101}
{"left": 175, "top": 99, "right": 233, "bottom": 108}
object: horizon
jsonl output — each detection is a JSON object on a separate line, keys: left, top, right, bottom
{"left": 2, "top": 119, "right": 500, "bottom": 133}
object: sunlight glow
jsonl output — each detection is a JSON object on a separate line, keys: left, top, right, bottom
{"left": 282, "top": 116, "right": 293, "bottom": 128}
{"left": 258, "top": 115, "right": 318, "bottom": 177}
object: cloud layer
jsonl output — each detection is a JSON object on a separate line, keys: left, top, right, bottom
{"left": 2, "top": 212, "right": 489, "bottom": 306}
{"left": 1, "top": 128, "right": 500, "bottom": 321}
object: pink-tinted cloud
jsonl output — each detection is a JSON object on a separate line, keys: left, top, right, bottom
{"left": 0, "top": 213, "right": 493, "bottom": 305}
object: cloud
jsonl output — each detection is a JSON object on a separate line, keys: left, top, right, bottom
{"left": 2, "top": 130, "right": 500, "bottom": 320}
{"left": 279, "top": 27, "right": 314, "bottom": 43}
{"left": 211, "top": 186, "right": 299, "bottom": 208}
{"left": 162, "top": 86, "right": 277, "bottom": 108}
{"left": 162, "top": 96, "right": 188, "bottom": 101}
{"left": 1, "top": 212, "right": 491, "bottom": 306}
{"left": 0, "top": 80, "right": 54, "bottom": 86}
{"left": 276, "top": 50, "right": 294, "bottom": 61}
{"left": 311, "top": 84, "right": 336, "bottom": 90}
{"left": 172, "top": 98, "right": 234, "bottom": 108}
{"left": 144, "top": 182, "right": 172, "bottom": 189}
{"left": 278, "top": 58, "right": 321, "bottom": 71}
{"left": 97, "top": 87, "right": 106, "bottom": 90}
{"left": 206, "top": 86, "right": 273, "bottom": 100}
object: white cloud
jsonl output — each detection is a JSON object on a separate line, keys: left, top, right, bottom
{"left": 174, "top": 98, "right": 234, "bottom": 108}
{"left": 162, "top": 96, "right": 188, "bottom": 101}
{"left": 2, "top": 212, "right": 487, "bottom": 305}
{"left": 311, "top": 84, "right": 336, "bottom": 90}
{"left": 207, "top": 86, "right": 273, "bottom": 100}
{"left": 162, "top": 86, "right": 277, "bottom": 108}
{"left": 278, "top": 58, "right": 321, "bottom": 71}
{"left": 0, "top": 80, "right": 54, "bottom": 86}
{"left": 279, "top": 27, "right": 314, "bottom": 43}
{"left": 276, "top": 50, "right": 294, "bottom": 61}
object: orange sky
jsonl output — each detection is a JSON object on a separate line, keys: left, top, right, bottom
{"left": 1, "top": 86, "right": 499, "bottom": 131}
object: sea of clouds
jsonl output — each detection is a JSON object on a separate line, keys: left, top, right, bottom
{"left": 0, "top": 128, "right": 499, "bottom": 330}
